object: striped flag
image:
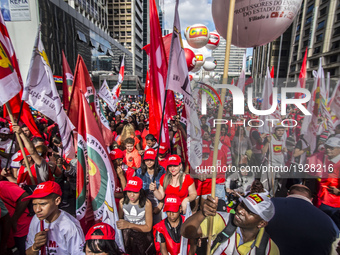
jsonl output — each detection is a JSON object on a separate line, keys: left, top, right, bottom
{"left": 62, "top": 50, "right": 74, "bottom": 110}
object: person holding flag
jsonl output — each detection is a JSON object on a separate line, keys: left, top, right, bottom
{"left": 24, "top": 181, "right": 85, "bottom": 255}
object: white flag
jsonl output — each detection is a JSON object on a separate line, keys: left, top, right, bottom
{"left": 24, "top": 27, "right": 75, "bottom": 159}
{"left": 98, "top": 80, "right": 117, "bottom": 112}
{"left": 167, "top": 0, "right": 202, "bottom": 168}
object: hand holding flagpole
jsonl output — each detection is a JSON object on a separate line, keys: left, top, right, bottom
{"left": 5, "top": 102, "right": 35, "bottom": 185}
{"left": 207, "top": 0, "right": 236, "bottom": 254}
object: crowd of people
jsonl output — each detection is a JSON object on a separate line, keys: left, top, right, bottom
{"left": 0, "top": 94, "right": 339, "bottom": 255}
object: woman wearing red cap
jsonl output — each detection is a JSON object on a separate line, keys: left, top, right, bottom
{"left": 84, "top": 223, "right": 123, "bottom": 255}
{"left": 117, "top": 176, "right": 155, "bottom": 254}
{"left": 150, "top": 155, "right": 196, "bottom": 213}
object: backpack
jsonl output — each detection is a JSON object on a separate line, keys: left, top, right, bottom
{"left": 211, "top": 213, "right": 270, "bottom": 255}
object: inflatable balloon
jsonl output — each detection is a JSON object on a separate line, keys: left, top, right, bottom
{"left": 189, "top": 74, "right": 193, "bottom": 81}
{"left": 195, "top": 54, "right": 205, "bottom": 68}
{"left": 193, "top": 74, "right": 200, "bottom": 82}
{"left": 206, "top": 32, "right": 220, "bottom": 50}
{"left": 186, "top": 24, "right": 210, "bottom": 48}
{"left": 191, "top": 65, "right": 202, "bottom": 73}
{"left": 212, "top": 0, "right": 302, "bottom": 47}
{"left": 203, "top": 75, "right": 211, "bottom": 83}
{"left": 184, "top": 48, "right": 197, "bottom": 72}
{"left": 203, "top": 57, "right": 217, "bottom": 71}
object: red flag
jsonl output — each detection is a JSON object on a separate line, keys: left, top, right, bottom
{"left": 145, "top": 71, "right": 151, "bottom": 103}
{"left": 62, "top": 50, "right": 73, "bottom": 110}
{"left": 295, "top": 47, "right": 308, "bottom": 99}
{"left": 144, "top": 0, "right": 177, "bottom": 146}
{"left": 0, "top": 13, "right": 40, "bottom": 137}
{"left": 68, "top": 55, "right": 114, "bottom": 147}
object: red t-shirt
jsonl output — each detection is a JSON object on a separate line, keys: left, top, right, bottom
{"left": 160, "top": 174, "right": 194, "bottom": 202}
{"left": 0, "top": 181, "right": 32, "bottom": 238}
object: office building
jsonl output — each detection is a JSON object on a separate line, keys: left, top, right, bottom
{"left": 108, "top": 0, "right": 143, "bottom": 80}
{"left": 212, "top": 38, "right": 247, "bottom": 78}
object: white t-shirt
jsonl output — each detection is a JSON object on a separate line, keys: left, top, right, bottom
{"left": 26, "top": 210, "right": 85, "bottom": 255}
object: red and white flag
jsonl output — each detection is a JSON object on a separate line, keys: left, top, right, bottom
{"left": 143, "top": 0, "right": 175, "bottom": 147}
{"left": 301, "top": 58, "right": 323, "bottom": 153}
{"left": 62, "top": 50, "right": 74, "bottom": 110}
{"left": 295, "top": 47, "right": 307, "bottom": 99}
{"left": 0, "top": 11, "right": 41, "bottom": 137}
{"left": 111, "top": 55, "right": 124, "bottom": 98}
{"left": 68, "top": 55, "right": 114, "bottom": 147}
{"left": 0, "top": 12, "right": 21, "bottom": 106}
{"left": 166, "top": 0, "right": 202, "bottom": 168}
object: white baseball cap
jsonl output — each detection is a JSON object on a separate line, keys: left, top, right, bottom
{"left": 325, "top": 137, "right": 340, "bottom": 148}
{"left": 0, "top": 128, "right": 10, "bottom": 134}
{"left": 239, "top": 192, "right": 275, "bottom": 222}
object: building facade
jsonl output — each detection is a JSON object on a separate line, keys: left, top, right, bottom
{"left": 5, "top": 0, "right": 132, "bottom": 91}
{"left": 212, "top": 38, "right": 247, "bottom": 78}
{"left": 287, "top": 0, "right": 340, "bottom": 88}
{"left": 108, "top": 0, "right": 143, "bottom": 80}
{"left": 64, "top": 0, "right": 109, "bottom": 32}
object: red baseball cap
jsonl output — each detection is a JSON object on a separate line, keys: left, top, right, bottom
{"left": 163, "top": 195, "right": 181, "bottom": 212}
{"left": 85, "top": 223, "right": 115, "bottom": 241}
{"left": 123, "top": 176, "right": 143, "bottom": 192}
{"left": 110, "top": 149, "right": 124, "bottom": 160}
{"left": 167, "top": 155, "right": 181, "bottom": 166}
{"left": 158, "top": 143, "right": 168, "bottom": 154}
{"left": 22, "top": 181, "right": 62, "bottom": 201}
{"left": 144, "top": 149, "right": 156, "bottom": 160}
{"left": 13, "top": 148, "right": 30, "bottom": 162}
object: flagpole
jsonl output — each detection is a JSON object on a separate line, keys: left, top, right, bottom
{"left": 5, "top": 102, "right": 35, "bottom": 185}
{"left": 275, "top": 35, "right": 283, "bottom": 87}
{"left": 4, "top": 101, "right": 24, "bottom": 170}
{"left": 207, "top": 0, "right": 236, "bottom": 253}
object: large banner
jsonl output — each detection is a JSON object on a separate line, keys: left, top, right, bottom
{"left": 0, "top": 0, "right": 31, "bottom": 21}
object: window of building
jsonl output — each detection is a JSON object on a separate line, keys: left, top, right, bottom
{"left": 317, "top": 20, "right": 325, "bottom": 30}
{"left": 127, "top": 31, "right": 131, "bottom": 36}
{"left": 307, "top": 4, "right": 314, "bottom": 14}
{"left": 334, "top": 27, "right": 340, "bottom": 36}
{"left": 327, "top": 68, "right": 336, "bottom": 76}
{"left": 320, "top": 7, "right": 327, "bottom": 16}
{"left": 306, "top": 16, "right": 312, "bottom": 25}
{"left": 114, "top": 20, "right": 119, "bottom": 25}
{"left": 293, "top": 55, "right": 297, "bottom": 61}
{"left": 314, "top": 46, "right": 321, "bottom": 54}
{"left": 330, "top": 55, "right": 338, "bottom": 63}
{"left": 120, "top": 9, "right": 125, "bottom": 14}
{"left": 127, "top": 20, "right": 131, "bottom": 25}
{"left": 303, "top": 40, "right": 309, "bottom": 47}
{"left": 296, "top": 24, "right": 300, "bottom": 32}
{"left": 337, "top": 13, "right": 340, "bottom": 22}
{"left": 121, "top": 31, "right": 125, "bottom": 36}
{"left": 121, "top": 20, "right": 125, "bottom": 25}
{"left": 316, "top": 33, "right": 323, "bottom": 42}
{"left": 127, "top": 9, "right": 131, "bottom": 13}
{"left": 305, "top": 28, "right": 310, "bottom": 36}
{"left": 295, "top": 34, "right": 300, "bottom": 42}
{"left": 312, "top": 59, "right": 319, "bottom": 66}
{"left": 294, "top": 45, "right": 299, "bottom": 52}
{"left": 331, "top": 41, "right": 340, "bottom": 49}
{"left": 290, "top": 65, "right": 296, "bottom": 72}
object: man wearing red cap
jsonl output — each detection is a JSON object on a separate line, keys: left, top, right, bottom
{"left": 157, "top": 143, "right": 171, "bottom": 169}
{"left": 25, "top": 181, "right": 85, "bottom": 255}
{"left": 1, "top": 124, "right": 53, "bottom": 185}
{"left": 153, "top": 195, "right": 196, "bottom": 255}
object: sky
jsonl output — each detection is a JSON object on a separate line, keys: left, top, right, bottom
{"left": 163, "top": 0, "right": 253, "bottom": 57}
